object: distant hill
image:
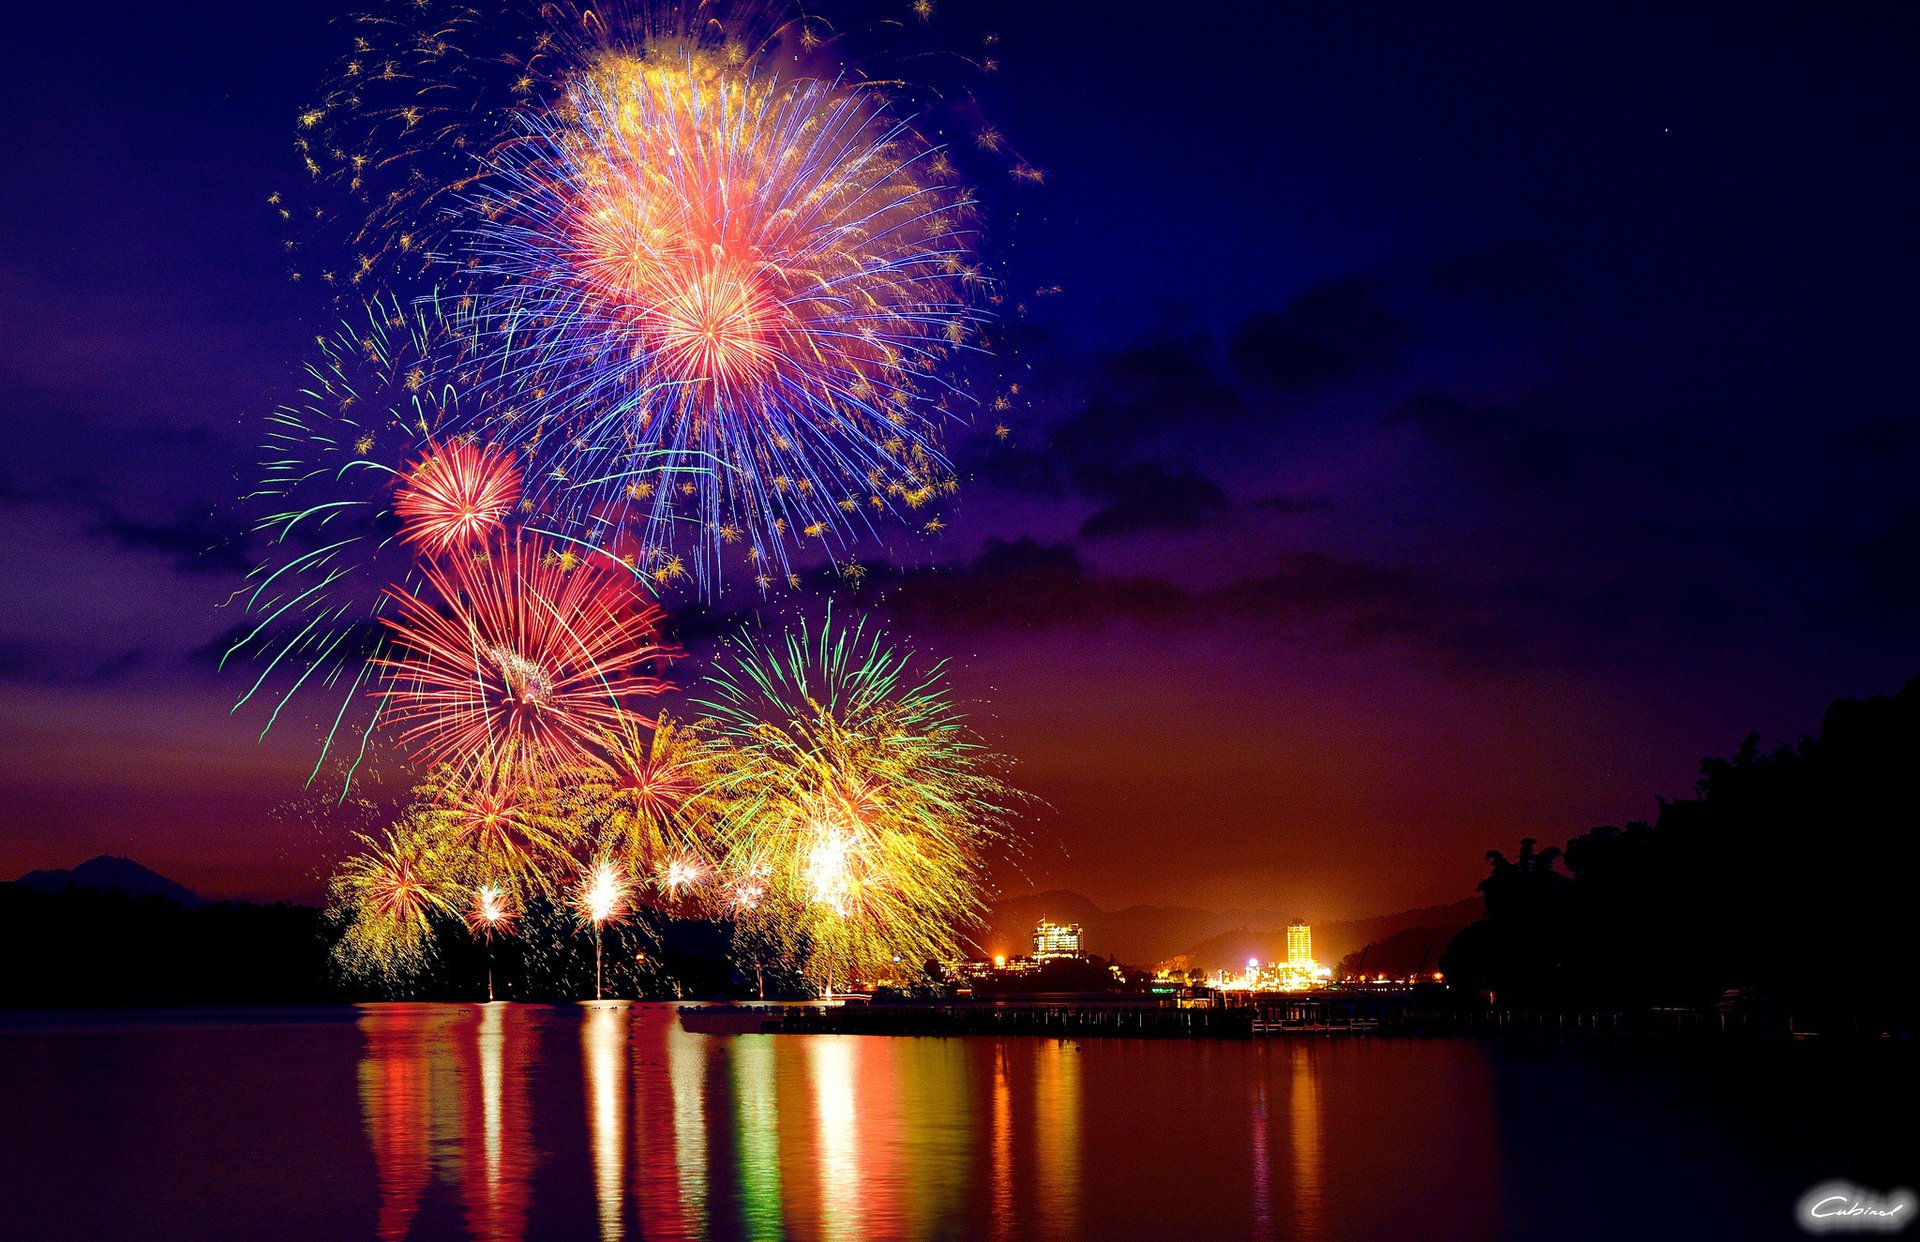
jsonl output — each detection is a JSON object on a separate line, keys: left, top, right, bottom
{"left": 980, "top": 889, "right": 1481, "bottom": 970}
{"left": 14, "top": 856, "right": 201, "bottom": 907}
{"left": 1182, "top": 899, "right": 1483, "bottom": 972}
{"left": 1334, "top": 925, "right": 1461, "bottom": 979}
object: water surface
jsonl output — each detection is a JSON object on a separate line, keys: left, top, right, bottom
{"left": 0, "top": 1003, "right": 1906, "bottom": 1240}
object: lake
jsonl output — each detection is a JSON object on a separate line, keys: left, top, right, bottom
{"left": 0, "top": 1003, "right": 1908, "bottom": 1240}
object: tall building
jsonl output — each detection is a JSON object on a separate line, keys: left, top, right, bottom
{"left": 1033, "top": 919, "right": 1083, "bottom": 959}
{"left": 1286, "top": 919, "right": 1312, "bottom": 968}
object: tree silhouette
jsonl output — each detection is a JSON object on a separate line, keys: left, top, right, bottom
{"left": 1441, "top": 674, "right": 1920, "bottom": 1032}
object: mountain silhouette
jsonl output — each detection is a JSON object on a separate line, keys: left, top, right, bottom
{"left": 14, "top": 856, "right": 201, "bottom": 907}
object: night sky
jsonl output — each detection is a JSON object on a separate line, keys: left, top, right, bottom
{"left": 4, "top": 1, "right": 1916, "bottom": 918}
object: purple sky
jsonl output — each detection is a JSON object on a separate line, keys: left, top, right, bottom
{"left": 3, "top": 0, "right": 1916, "bottom": 917}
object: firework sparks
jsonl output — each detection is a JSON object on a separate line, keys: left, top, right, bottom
{"left": 573, "top": 856, "right": 631, "bottom": 1000}
{"left": 575, "top": 858, "right": 629, "bottom": 928}
{"left": 660, "top": 857, "right": 705, "bottom": 897}
{"left": 463, "top": 884, "right": 517, "bottom": 1001}
{"left": 374, "top": 537, "right": 672, "bottom": 777}
{"left": 449, "top": 50, "right": 981, "bottom": 588}
{"left": 569, "top": 712, "right": 721, "bottom": 892}
{"left": 287, "top": 6, "right": 1035, "bottom": 1000}
{"left": 422, "top": 761, "right": 577, "bottom": 893}
{"left": 286, "top": 1, "right": 806, "bottom": 284}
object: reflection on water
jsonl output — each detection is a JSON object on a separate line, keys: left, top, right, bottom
{"left": 990, "top": 1045, "right": 1014, "bottom": 1241}
{"left": 358, "top": 1005, "right": 536, "bottom": 1242}
{"left": 584, "top": 1003, "right": 626, "bottom": 1241}
{"left": 730, "top": 1034, "right": 781, "bottom": 1241}
{"left": 357, "top": 1009, "right": 430, "bottom": 1241}
{"left": 668, "top": 1017, "right": 712, "bottom": 1236}
{"left": 1251, "top": 1080, "right": 1271, "bottom": 1240}
{"left": 471, "top": 1002, "right": 533, "bottom": 1242}
{"left": 1033, "top": 1037, "right": 1081, "bottom": 1240}
{"left": 809, "top": 1036, "right": 859, "bottom": 1240}
{"left": 4, "top": 1004, "right": 1889, "bottom": 1240}
{"left": 1289, "top": 1041, "right": 1324, "bottom": 1238}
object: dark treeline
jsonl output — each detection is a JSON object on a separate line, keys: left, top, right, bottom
{"left": 969, "top": 956, "right": 1152, "bottom": 995}
{"left": 1440, "top": 675, "right": 1919, "bottom": 1033}
{"left": 2, "top": 887, "right": 342, "bottom": 1005}
{"left": 0, "top": 886, "right": 794, "bottom": 1006}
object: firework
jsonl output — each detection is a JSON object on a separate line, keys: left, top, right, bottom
{"left": 446, "top": 49, "right": 980, "bottom": 589}
{"left": 374, "top": 536, "right": 673, "bottom": 777}
{"left": 695, "top": 610, "right": 1017, "bottom": 990}
{"left": 278, "top": 0, "right": 1038, "bottom": 597}
{"left": 464, "top": 884, "right": 519, "bottom": 940}
{"left": 575, "top": 858, "right": 630, "bottom": 927}
{"left": 661, "top": 857, "right": 705, "bottom": 895}
{"left": 464, "top": 883, "right": 517, "bottom": 1001}
{"left": 420, "top": 761, "right": 578, "bottom": 894}
{"left": 230, "top": 294, "right": 507, "bottom": 786}
{"left": 573, "top": 858, "right": 632, "bottom": 999}
{"left": 287, "top": 1, "right": 807, "bottom": 286}
{"left": 330, "top": 817, "right": 457, "bottom": 980}
{"left": 394, "top": 439, "right": 523, "bottom": 555}
{"left": 567, "top": 713, "right": 722, "bottom": 896}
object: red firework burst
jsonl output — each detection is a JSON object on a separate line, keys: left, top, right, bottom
{"left": 462, "top": 886, "right": 518, "bottom": 941}
{"left": 375, "top": 539, "right": 671, "bottom": 775}
{"left": 393, "top": 440, "right": 522, "bottom": 555}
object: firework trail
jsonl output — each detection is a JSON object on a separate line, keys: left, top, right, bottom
{"left": 374, "top": 535, "right": 674, "bottom": 778}
{"left": 464, "top": 883, "right": 518, "bottom": 999}
{"left": 694, "top": 609, "right": 1017, "bottom": 990}
{"left": 228, "top": 294, "right": 522, "bottom": 786}
{"left": 573, "top": 855, "right": 633, "bottom": 998}
{"left": 574, "top": 857, "right": 633, "bottom": 928}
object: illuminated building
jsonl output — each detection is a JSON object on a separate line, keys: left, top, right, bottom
{"left": 1032, "top": 920, "right": 1083, "bottom": 960}
{"left": 1214, "top": 921, "right": 1331, "bottom": 993}
{"left": 1286, "top": 920, "right": 1312, "bottom": 969}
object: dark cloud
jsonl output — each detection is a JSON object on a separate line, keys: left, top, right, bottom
{"left": 877, "top": 538, "right": 1185, "bottom": 631}
{"left": 813, "top": 538, "right": 1652, "bottom": 675}
{"left": 0, "top": 641, "right": 149, "bottom": 686}
{"left": 957, "top": 434, "right": 1067, "bottom": 499}
{"left": 0, "top": 471, "right": 58, "bottom": 504}
{"left": 1048, "top": 334, "right": 1242, "bottom": 472}
{"left": 1249, "top": 494, "right": 1330, "bottom": 517}
{"left": 647, "top": 539, "right": 1181, "bottom": 645}
{"left": 1207, "top": 554, "right": 1642, "bottom": 672}
{"left": 89, "top": 648, "right": 149, "bottom": 681}
{"left": 89, "top": 505, "right": 252, "bottom": 576}
{"left": 1077, "top": 463, "right": 1233, "bottom": 539}
{"left": 1228, "top": 278, "right": 1411, "bottom": 391}
{"left": 1826, "top": 417, "right": 1920, "bottom": 466}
